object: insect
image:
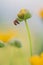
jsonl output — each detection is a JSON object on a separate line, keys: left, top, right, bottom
{"left": 13, "top": 19, "right": 19, "bottom": 25}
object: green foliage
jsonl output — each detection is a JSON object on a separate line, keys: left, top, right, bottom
{"left": 10, "top": 40, "right": 22, "bottom": 48}
{"left": 0, "top": 42, "right": 5, "bottom": 48}
{"left": 14, "top": 40, "right": 22, "bottom": 48}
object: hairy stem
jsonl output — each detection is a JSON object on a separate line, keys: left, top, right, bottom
{"left": 25, "top": 20, "right": 32, "bottom": 56}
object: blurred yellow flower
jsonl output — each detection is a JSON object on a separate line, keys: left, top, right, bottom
{"left": 30, "top": 53, "right": 43, "bottom": 65}
{"left": 30, "top": 55, "right": 40, "bottom": 65}
{"left": 39, "top": 9, "right": 43, "bottom": 19}
{"left": 0, "top": 30, "right": 18, "bottom": 43}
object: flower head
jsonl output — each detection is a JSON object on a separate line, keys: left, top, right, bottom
{"left": 39, "top": 9, "right": 43, "bottom": 19}
{"left": 30, "top": 53, "right": 43, "bottom": 65}
{"left": 30, "top": 55, "right": 40, "bottom": 65}
{"left": 17, "top": 9, "right": 27, "bottom": 19}
{"left": 17, "top": 9, "right": 32, "bottom": 22}
{"left": 0, "top": 31, "right": 17, "bottom": 43}
{"left": 13, "top": 9, "right": 32, "bottom": 25}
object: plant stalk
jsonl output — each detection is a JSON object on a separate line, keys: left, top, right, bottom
{"left": 25, "top": 20, "right": 32, "bottom": 56}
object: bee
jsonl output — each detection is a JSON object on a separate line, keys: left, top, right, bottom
{"left": 13, "top": 19, "right": 19, "bottom": 25}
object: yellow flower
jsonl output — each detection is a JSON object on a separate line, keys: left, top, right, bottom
{"left": 30, "top": 55, "right": 40, "bottom": 65}
{"left": 30, "top": 53, "right": 43, "bottom": 65}
{"left": 0, "top": 30, "right": 18, "bottom": 43}
{"left": 40, "top": 53, "right": 43, "bottom": 57}
{"left": 39, "top": 9, "right": 43, "bottom": 19}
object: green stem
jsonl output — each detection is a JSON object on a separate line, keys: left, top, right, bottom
{"left": 25, "top": 20, "right": 32, "bottom": 56}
